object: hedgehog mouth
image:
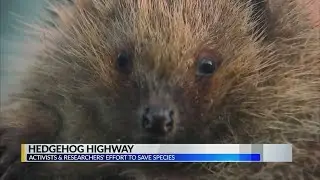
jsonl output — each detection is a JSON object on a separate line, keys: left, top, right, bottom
{"left": 144, "top": 137, "right": 165, "bottom": 144}
{"left": 139, "top": 133, "right": 179, "bottom": 144}
{"left": 141, "top": 135, "right": 168, "bottom": 143}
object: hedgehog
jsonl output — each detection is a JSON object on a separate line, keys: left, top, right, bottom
{"left": 0, "top": 0, "right": 319, "bottom": 179}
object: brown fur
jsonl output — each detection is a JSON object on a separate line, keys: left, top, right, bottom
{"left": 1, "top": 0, "right": 319, "bottom": 179}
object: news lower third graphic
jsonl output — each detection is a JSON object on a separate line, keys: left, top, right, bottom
{"left": 21, "top": 144, "right": 292, "bottom": 163}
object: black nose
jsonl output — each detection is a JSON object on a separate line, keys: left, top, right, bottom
{"left": 142, "top": 105, "right": 174, "bottom": 135}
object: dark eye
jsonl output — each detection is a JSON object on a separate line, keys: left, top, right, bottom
{"left": 196, "top": 58, "right": 217, "bottom": 76}
{"left": 116, "top": 52, "right": 131, "bottom": 72}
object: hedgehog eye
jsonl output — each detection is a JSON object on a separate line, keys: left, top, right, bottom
{"left": 116, "top": 52, "right": 131, "bottom": 72}
{"left": 196, "top": 58, "right": 217, "bottom": 76}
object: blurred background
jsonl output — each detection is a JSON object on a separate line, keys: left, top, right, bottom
{"left": 0, "top": 0, "right": 45, "bottom": 102}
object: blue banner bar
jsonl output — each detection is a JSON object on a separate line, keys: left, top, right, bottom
{"left": 25, "top": 153, "right": 261, "bottom": 162}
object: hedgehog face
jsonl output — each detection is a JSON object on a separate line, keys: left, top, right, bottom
{"left": 73, "top": 0, "right": 263, "bottom": 144}
{"left": 60, "top": 0, "right": 263, "bottom": 144}
{"left": 108, "top": 46, "right": 259, "bottom": 144}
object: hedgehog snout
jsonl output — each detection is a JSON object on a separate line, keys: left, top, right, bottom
{"left": 141, "top": 104, "right": 175, "bottom": 136}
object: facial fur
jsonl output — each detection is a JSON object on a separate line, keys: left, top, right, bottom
{"left": 0, "top": 0, "right": 319, "bottom": 179}
{"left": 46, "top": 0, "right": 267, "bottom": 144}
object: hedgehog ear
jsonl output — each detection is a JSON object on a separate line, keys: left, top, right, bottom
{"left": 243, "top": 0, "right": 270, "bottom": 41}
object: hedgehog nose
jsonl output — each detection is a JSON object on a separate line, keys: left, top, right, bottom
{"left": 142, "top": 105, "right": 174, "bottom": 135}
